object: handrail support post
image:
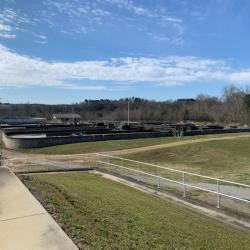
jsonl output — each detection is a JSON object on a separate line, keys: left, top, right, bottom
{"left": 183, "top": 172, "right": 186, "bottom": 197}
{"left": 217, "top": 180, "right": 220, "bottom": 208}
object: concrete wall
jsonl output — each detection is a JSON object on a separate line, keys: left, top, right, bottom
{"left": 4, "top": 128, "right": 250, "bottom": 150}
{"left": 3, "top": 131, "right": 171, "bottom": 150}
{"left": 184, "top": 128, "right": 250, "bottom": 136}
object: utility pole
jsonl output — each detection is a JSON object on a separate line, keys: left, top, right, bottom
{"left": 127, "top": 99, "right": 130, "bottom": 125}
{"left": 72, "top": 104, "right": 75, "bottom": 125}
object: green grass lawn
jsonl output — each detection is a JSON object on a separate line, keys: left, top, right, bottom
{"left": 123, "top": 137, "right": 250, "bottom": 184}
{"left": 21, "top": 173, "right": 250, "bottom": 249}
{"left": 24, "top": 133, "right": 249, "bottom": 155}
{"left": 24, "top": 136, "right": 184, "bottom": 154}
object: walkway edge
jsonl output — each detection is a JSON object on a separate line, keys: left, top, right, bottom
{"left": 0, "top": 167, "right": 78, "bottom": 250}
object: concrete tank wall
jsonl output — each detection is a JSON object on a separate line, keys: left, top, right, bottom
{"left": 3, "top": 131, "right": 171, "bottom": 150}
{"left": 184, "top": 128, "right": 250, "bottom": 136}
{"left": 3, "top": 128, "right": 250, "bottom": 150}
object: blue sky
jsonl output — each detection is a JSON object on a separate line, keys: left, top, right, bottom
{"left": 1, "top": 0, "right": 250, "bottom": 103}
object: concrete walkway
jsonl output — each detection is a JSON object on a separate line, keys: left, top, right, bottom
{"left": 0, "top": 167, "right": 78, "bottom": 250}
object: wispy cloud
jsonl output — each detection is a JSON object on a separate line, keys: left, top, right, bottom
{"left": 1, "top": 44, "right": 250, "bottom": 90}
{"left": 33, "top": 33, "right": 48, "bottom": 44}
{"left": 0, "top": 23, "right": 12, "bottom": 31}
{"left": 105, "top": 0, "right": 182, "bottom": 23}
{"left": 40, "top": 0, "right": 184, "bottom": 43}
{"left": 0, "top": 0, "right": 185, "bottom": 45}
{"left": 42, "top": 0, "right": 113, "bottom": 35}
{"left": 0, "top": 8, "right": 33, "bottom": 39}
{"left": 62, "top": 84, "right": 106, "bottom": 90}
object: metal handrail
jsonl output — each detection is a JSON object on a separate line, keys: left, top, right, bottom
{"left": 95, "top": 153, "right": 250, "bottom": 188}
{"left": 97, "top": 160, "right": 250, "bottom": 204}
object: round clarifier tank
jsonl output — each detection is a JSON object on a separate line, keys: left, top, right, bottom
{"left": 10, "top": 134, "right": 47, "bottom": 139}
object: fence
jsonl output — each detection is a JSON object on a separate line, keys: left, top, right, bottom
{"left": 2, "top": 153, "right": 250, "bottom": 216}
{"left": 94, "top": 153, "right": 250, "bottom": 215}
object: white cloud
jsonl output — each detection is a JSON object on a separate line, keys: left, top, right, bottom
{"left": 0, "top": 22, "right": 15, "bottom": 39}
{"left": 0, "top": 8, "right": 33, "bottom": 39}
{"left": 62, "top": 84, "right": 106, "bottom": 90}
{"left": 1, "top": 44, "right": 250, "bottom": 90}
{"left": 0, "top": 33, "right": 16, "bottom": 39}
{"left": 0, "top": 23, "right": 12, "bottom": 31}
{"left": 41, "top": 0, "right": 183, "bottom": 42}
{"left": 0, "top": 1, "right": 185, "bottom": 45}
{"left": 33, "top": 33, "right": 48, "bottom": 44}
{"left": 103, "top": 0, "right": 184, "bottom": 43}
{"left": 36, "top": 34, "right": 47, "bottom": 40}
{"left": 226, "top": 71, "right": 250, "bottom": 82}
{"left": 105, "top": 0, "right": 182, "bottom": 23}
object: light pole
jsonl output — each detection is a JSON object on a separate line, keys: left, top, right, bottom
{"left": 127, "top": 99, "right": 130, "bottom": 125}
{"left": 127, "top": 98, "right": 134, "bottom": 125}
{"left": 72, "top": 104, "right": 75, "bottom": 125}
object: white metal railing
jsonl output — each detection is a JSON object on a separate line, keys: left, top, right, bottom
{"left": 2, "top": 153, "right": 250, "bottom": 210}
{"left": 95, "top": 153, "right": 250, "bottom": 209}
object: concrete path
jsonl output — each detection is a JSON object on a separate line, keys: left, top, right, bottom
{"left": 188, "top": 182, "right": 250, "bottom": 200}
{"left": 124, "top": 173, "right": 250, "bottom": 200}
{"left": 0, "top": 167, "right": 78, "bottom": 250}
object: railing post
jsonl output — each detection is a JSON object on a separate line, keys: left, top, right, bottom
{"left": 121, "top": 158, "right": 123, "bottom": 175}
{"left": 157, "top": 167, "right": 160, "bottom": 189}
{"left": 137, "top": 162, "right": 140, "bottom": 182}
{"left": 183, "top": 172, "right": 186, "bottom": 197}
{"left": 217, "top": 180, "right": 220, "bottom": 208}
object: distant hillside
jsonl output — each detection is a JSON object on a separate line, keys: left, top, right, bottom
{"left": 1, "top": 86, "right": 250, "bottom": 124}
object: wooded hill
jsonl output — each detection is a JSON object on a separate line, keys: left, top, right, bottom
{"left": 1, "top": 86, "right": 250, "bottom": 125}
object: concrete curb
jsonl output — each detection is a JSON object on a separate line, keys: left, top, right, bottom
{"left": 0, "top": 167, "right": 78, "bottom": 250}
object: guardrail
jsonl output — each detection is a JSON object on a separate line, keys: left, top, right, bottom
{"left": 95, "top": 153, "right": 250, "bottom": 209}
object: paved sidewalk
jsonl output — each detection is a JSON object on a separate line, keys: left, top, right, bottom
{"left": 0, "top": 167, "right": 78, "bottom": 250}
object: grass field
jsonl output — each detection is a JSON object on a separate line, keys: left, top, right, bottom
{"left": 123, "top": 136, "right": 250, "bottom": 184}
{"left": 24, "top": 133, "right": 249, "bottom": 155}
{"left": 22, "top": 173, "right": 250, "bottom": 249}
{"left": 24, "top": 136, "right": 183, "bottom": 154}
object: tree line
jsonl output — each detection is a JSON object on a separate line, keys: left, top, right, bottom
{"left": 1, "top": 86, "right": 250, "bottom": 125}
